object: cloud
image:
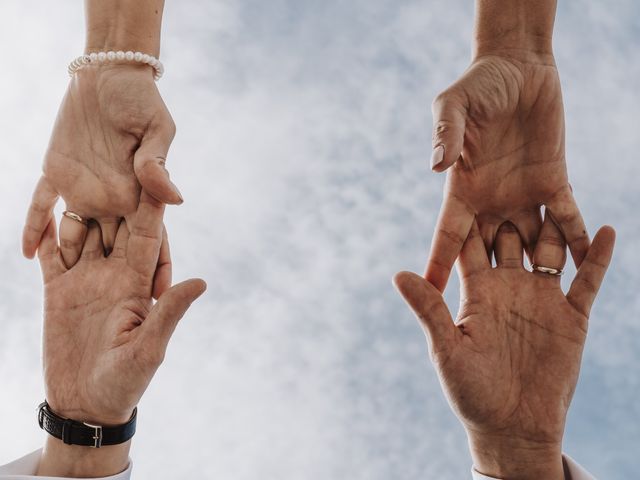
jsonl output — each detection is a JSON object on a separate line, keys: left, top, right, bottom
{"left": 0, "top": 0, "right": 638, "bottom": 478}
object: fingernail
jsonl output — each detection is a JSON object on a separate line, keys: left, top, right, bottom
{"left": 172, "top": 183, "right": 184, "bottom": 204}
{"left": 431, "top": 145, "right": 445, "bottom": 170}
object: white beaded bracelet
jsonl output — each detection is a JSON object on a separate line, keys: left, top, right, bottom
{"left": 68, "top": 51, "right": 165, "bottom": 80}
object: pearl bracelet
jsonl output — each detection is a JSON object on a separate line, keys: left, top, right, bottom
{"left": 68, "top": 51, "right": 165, "bottom": 80}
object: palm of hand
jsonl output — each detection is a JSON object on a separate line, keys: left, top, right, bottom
{"left": 43, "top": 255, "right": 154, "bottom": 425}
{"left": 438, "top": 269, "right": 582, "bottom": 444}
{"left": 396, "top": 220, "right": 614, "bottom": 449}
{"left": 36, "top": 192, "right": 206, "bottom": 426}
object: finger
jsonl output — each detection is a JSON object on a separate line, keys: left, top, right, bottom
{"left": 495, "top": 222, "right": 524, "bottom": 269}
{"left": 546, "top": 186, "right": 590, "bottom": 267}
{"left": 425, "top": 194, "right": 475, "bottom": 293}
{"left": 430, "top": 89, "right": 468, "bottom": 172}
{"left": 531, "top": 212, "right": 567, "bottom": 279}
{"left": 37, "top": 216, "right": 67, "bottom": 283}
{"left": 127, "top": 191, "right": 166, "bottom": 276}
{"left": 566, "top": 226, "right": 616, "bottom": 318}
{"left": 478, "top": 220, "right": 499, "bottom": 261}
{"left": 512, "top": 208, "right": 544, "bottom": 262}
{"left": 98, "top": 218, "right": 120, "bottom": 255}
{"left": 138, "top": 279, "right": 207, "bottom": 361}
{"left": 152, "top": 225, "right": 172, "bottom": 300}
{"left": 59, "top": 213, "right": 89, "bottom": 268}
{"left": 80, "top": 221, "right": 105, "bottom": 261}
{"left": 111, "top": 219, "right": 129, "bottom": 259}
{"left": 393, "top": 271, "right": 457, "bottom": 355}
{"left": 23, "top": 176, "right": 59, "bottom": 258}
{"left": 457, "top": 219, "right": 490, "bottom": 280}
{"left": 133, "top": 111, "right": 182, "bottom": 205}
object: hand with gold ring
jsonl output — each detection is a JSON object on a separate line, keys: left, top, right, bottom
{"left": 425, "top": 0, "right": 590, "bottom": 294}
{"left": 394, "top": 216, "right": 615, "bottom": 480}
{"left": 35, "top": 191, "right": 206, "bottom": 477}
{"left": 22, "top": 64, "right": 180, "bottom": 288}
{"left": 21, "top": 1, "right": 180, "bottom": 298}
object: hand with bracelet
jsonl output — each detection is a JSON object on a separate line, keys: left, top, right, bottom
{"left": 29, "top": 192, "right": 206, "bottom": 478}
{"left": 426, "top": 0, "right": 590, "bottom": 293}
{"left": 22, "top": 0, "right": 180, "bottom": 295}
{"left": 395, "top": 217, "right": 615, "bottom": 480}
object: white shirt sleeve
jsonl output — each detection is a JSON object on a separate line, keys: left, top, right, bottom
{"left": 0, "top": 449, "right": 132, "bottom": 480}
{"left": 471, "top": 454, "right": 596, "bottom": 480}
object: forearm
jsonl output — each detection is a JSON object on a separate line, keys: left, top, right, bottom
{"left": 468, "top": 432, "right": 565, "bottom": 480}
{"left": 473, "top": 0, "right": 557, "bottom": 58}
{"left": 37, "top": 436, "right": 130, "bottom": 478}
{"left": 85, "top": 0, "right": 165, "bottom": 57}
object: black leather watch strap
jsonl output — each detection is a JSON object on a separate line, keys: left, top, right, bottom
{"left": 37, "top": 401, "right": 137, "bottom": 448}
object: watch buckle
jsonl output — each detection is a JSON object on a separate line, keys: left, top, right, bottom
{"left": 37, "top": 402, "right": 46, "bottom": 429}
{"left": 83, "top": 422, "right": 103, "bottom": 448}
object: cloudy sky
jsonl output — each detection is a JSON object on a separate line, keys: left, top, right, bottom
{"left": 0, "top": 1, "right": 638, "bottom": 478}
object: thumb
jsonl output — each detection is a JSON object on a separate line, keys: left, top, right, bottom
{"left": 140, "top": 279, "right": 207, "bottom": 357}
{"left": 394, "top": 271, "right": 456, "bottom": 354}
{"left": 134, "top": 112, "right": 183, "bottom": 205}
{"left": 430, "top": 89, "right": 468, "bottom": 172}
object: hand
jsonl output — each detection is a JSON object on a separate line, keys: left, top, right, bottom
{"left": 36, "top": 192, "right": 205, "bottom": 475}
{"left": 427, "top": 52, "right": 590, "bottom": 292}
{"left": 23, "top": 65, "right": 182, "bottom": 273}
{"left": 37, "top": 191, "right": 205, "bottom": 426}
{"left": 395, "top": 218, "right": 615, "bottom": 479}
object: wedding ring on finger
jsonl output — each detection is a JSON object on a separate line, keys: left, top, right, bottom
{"left": 62, "top": 211, "right": 88, "bottom": 226}
{"left": 531, "top": 264, "right": 563, "bottom": 276}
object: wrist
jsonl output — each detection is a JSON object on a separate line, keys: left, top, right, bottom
{"left": 473, "top": 0, "right": 556, "bottom": 61}
{"left": 46, "top": 402, "right": 134, "bottom": 427}
{"left": 468, "top": 432, "right": 564, "bottom": 480}
{"left": 37, "top": 435, "right": 130, "bottom": 478}
{"left": 473, "top": 36, "right": 555, "bottom": 65}
{"left": 85, "top": 0, "right": 164, "bottom": 57}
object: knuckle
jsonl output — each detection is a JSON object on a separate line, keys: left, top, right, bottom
{"left": 576, "top": 276, "right": 598, "bottom": 295}
{"left": 433, "top": 121, "right": 453, "bottom": 138}
{"left": 432, "top": 91, "right": 451, "bottom": 110}
{"left": 60, "top": 238, "right": 83, "bottom": 249}
{"left": 438, "top": 227, "right": 466, "bottom": 247}
{"left": 499, "top": 257, "right": 522, "bottom": 269}
{"left": 131, "top": 226, "right": 158, "bottom": 241}
{"left": 567, "top": 230, "right": 589, "bottom": 245}
{"left": 538, "top": 234, "right": 565, "bottom": 247}
{"left": 30, "top": 200, "right": 50, "bottom": 215}
{"left": 156, "top": 112, "right": 176, "bottom": 140}
{"left": 555, "top": 210, "right": 580, "bottom": 226}
{"left": 167, "top": 117, "right": 177, "bottom": 137}
{"left": 585, "top": 256, "right": 608, "bottom": 270}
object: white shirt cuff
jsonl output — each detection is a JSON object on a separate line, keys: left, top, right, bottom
{"left": 471, "top": 454, "right": 596, "bottom": 480}
{"left": 0, "top": 449, "right": 132, "bottom": 480}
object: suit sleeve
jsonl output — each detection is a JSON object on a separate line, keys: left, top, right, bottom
{"left": 0, "top": 449, "right": 132, "bottom": 480}
{"left": 471, "top": 454, "right": 597, "bottom": 480}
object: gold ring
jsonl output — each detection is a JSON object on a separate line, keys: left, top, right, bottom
{"left": 62, "top": 210, "right": 88, "bottom": 226}
{"left": 531, "top": 264, "right": 563, "bottom": 276}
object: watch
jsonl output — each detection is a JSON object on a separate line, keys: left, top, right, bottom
{"left": 37, "top": 401, "right": 137, "bottom": 448}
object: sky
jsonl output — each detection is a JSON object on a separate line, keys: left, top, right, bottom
{"left": 0, "top": 1, "right": 638, "bottom": 479}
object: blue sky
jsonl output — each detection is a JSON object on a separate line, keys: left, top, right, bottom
{"left": 0, "top": 1, "right": 638, "bottom": 478}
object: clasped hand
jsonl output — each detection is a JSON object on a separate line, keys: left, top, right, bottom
{"left": 396, "top": 216, "right": 614, "bottom": 478}
{"left": 38, "top": 192, "right": 205, "bottom": 427}
{"left": 23, "top": 65, "right": 182, "bottom": 278}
